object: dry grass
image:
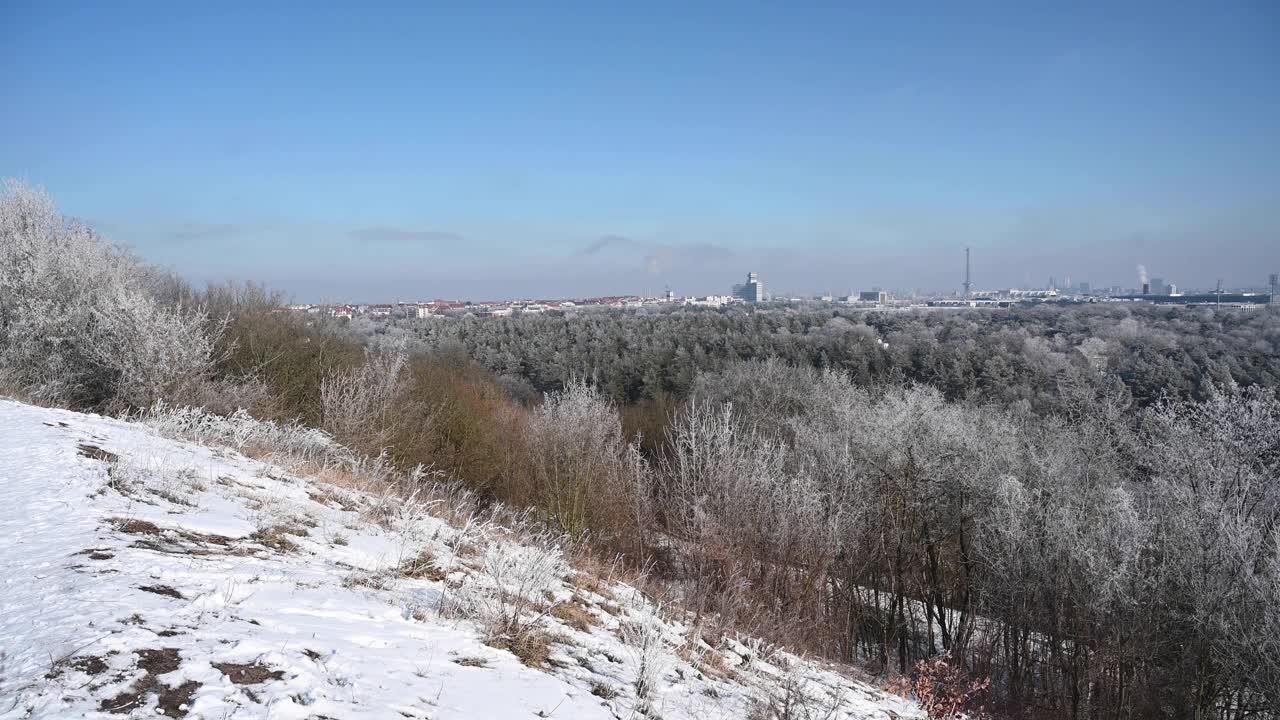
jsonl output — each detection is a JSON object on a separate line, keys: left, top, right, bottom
{"left": 108, "top": 517, "right": 162, "bottom": 535}
{"left": 550, "top": 598, "right": 598, "bottom": 633}
{"left": 399, "top": 549, "right": 447, "bottom": 581}
{"left": 590, "top": 680, "right": 620, "bottom": 699}
{"left": 342, "top": 569, "right": 398, "bottom": 591}
{"left": 694, "top": 646, "right": 736, "bottom": 682}
{"left": 488, "top": 628, "right": 552, "bottom": 668}
{"left": 250, "top": 524, "right": 306, "bottom": 552}
{"left": 307, "top": 486, "right": 361, "bottom": 512}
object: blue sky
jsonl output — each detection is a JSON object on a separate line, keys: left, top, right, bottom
{"left": 3, "top": 1, "right": 1277, "bottom": 299}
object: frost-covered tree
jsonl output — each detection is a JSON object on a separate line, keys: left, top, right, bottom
{"left": 0, "top": 180, "right": 220, "bottom": 409}
{"left": 1141, "top": 387, "right": 1280, "bottom": 717}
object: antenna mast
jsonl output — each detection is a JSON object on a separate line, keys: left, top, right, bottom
{"left": 963, "top": 247, "right": 972, "bottom": 297}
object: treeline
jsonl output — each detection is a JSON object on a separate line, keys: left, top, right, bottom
{"left": 4, "top": 181, "right": 1278, "bottom": 719}
{"left": 363, "top": 304, "right": 1280, "bottom": 414}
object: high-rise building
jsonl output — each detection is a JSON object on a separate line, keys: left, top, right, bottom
{"left": 735, "top": 272, "right": 764, "bottom": 303}
{"left": 1151, "top": 277, "right": 1168, "bottom": 295}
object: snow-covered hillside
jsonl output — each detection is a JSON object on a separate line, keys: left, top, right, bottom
{"left": 0, "top": 398, "right": 924, "bottom": 719}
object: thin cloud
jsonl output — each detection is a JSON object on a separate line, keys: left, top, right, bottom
{"left": 643, "top": 242, "right": 734, "bottom": 275}
{"left": 577, "top": 234, "right": 734, "bottom": 275}
{"left": 348, "top": 226, "right": 464, "bottom": 244}
{"left": 167, "top": 222, "right": 251, "bottom": 243}
{"left": 579, "top": 234, "right": 643, "bottom": 255}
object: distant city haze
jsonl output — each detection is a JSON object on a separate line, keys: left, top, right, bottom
{"left": 3, "top": 2, "right": 1277, "bottom": 300}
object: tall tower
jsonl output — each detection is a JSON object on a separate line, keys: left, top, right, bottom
{"left": 963, "top": 247, "right": 972, "bottom": 296}
{"left": 1270, "top": 273, "right": 1278, "bottom": 305}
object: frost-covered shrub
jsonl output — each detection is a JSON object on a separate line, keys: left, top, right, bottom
{"left": 0, "top": 180, "right": 220, "bottom": 409}
{"left": 446, "top": 534, "right": 565, "bottom": 663}
{"left": 621, "top": 600, "right": 671, "bottom": 710}
{"left": 140, "top": 400, "right": 355, "bottom": 468}
{"left": 747, "top": 663, "right": 846, "bottom": 720}
{"left": 320, "top": 345, "right": 408, "bottom": 448}
{"left": 524, "top": 380, "right": 646, "bottom": 538}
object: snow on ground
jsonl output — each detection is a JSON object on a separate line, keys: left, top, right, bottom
{"left": 0, "top": 398, "right": 925, "bottom": 719}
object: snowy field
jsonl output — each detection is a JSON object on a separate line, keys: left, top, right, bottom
{"left": 0, "top": 398, "right": 924, "bottom": 719}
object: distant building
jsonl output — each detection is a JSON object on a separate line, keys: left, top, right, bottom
{"left": 1009, "top": 289, "right": 1060, "bottom": 299}
{"left": 684, "top": 295, "right": 730, "bottom": 308}
{"left": 734, "top": 272, "right": 764, "bottom": 303}
{"left": 858, "top": 290, "right": 889, "bottom": 304}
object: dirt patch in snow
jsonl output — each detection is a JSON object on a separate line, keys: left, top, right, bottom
{"left": 108, "top": 516, "right": 249, "bottom": 558}
{"left": 75, "top": 547, "right": 116, "bottom": 560}
{"left": 139, "top": 584, "right": 185, "bottom": 600}
{"left": 98, "top": 648, "right": 196, "bottom": 717}
{"left": 155, "top": 680, "right": 199, "bottom": 718}
{"left": 137, "top": 647, "right": 182, "bottom": 675}
{"left": 110, "top": 517, "right": 162, "bottom": 535}
{"left": 99, "top": 687, "right": 147, "bottom": 715}
{"left": 213, "top": 661, "right": 285, "bottom": 685}
{"left": 78, "top": 443, "right": 119, "bottom": 464}
{"left": 46, "top": 653, "right": 110, "bottom": 679}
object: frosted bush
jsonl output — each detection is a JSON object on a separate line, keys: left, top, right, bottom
{"left": 320, "top": 345, "right": 408, "bottom": 448}
{"left": 139, "top": 400, "right": 355, "bottom": 468}
{"left": 447, "top": 535, "right": 565, "bottom": 639}
{"left": 621, "top": 601, "right": 671, "bottom": 708}
{"left": 0, "top": 180, "right": 219, "bottom": 409}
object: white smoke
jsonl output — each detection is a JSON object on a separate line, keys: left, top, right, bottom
{"left": 1137, "top": 264, "right": 1149, "bottom": 285}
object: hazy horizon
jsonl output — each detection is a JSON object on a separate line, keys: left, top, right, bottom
{"left": 3, "top": 2, "right": 1278, "bottom": 300}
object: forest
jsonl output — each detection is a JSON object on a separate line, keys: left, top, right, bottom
{"left": 3, "top": 180, "right": 1278, "bottom": 719}
{"left": 356, "top": 303, "right": 1280, "bottom": 415}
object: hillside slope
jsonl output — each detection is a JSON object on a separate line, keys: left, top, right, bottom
{"left": 0, "top": 398, "right": 924, "bottom": 719}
